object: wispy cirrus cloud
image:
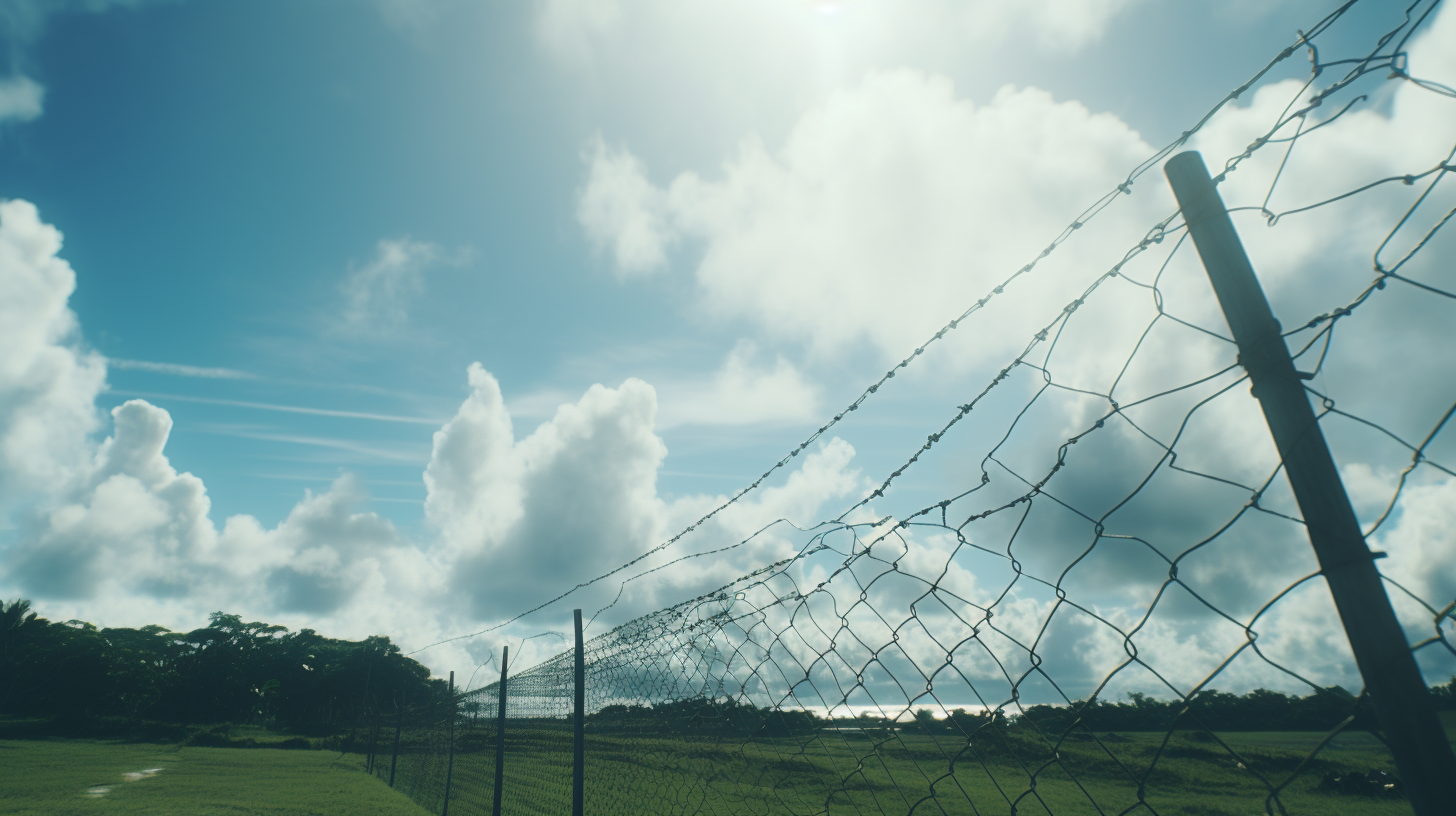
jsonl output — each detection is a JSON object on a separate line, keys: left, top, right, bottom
{"left": 505, "top": 341, "right": 820, "bottom": 429}
{"left": 106, "top": 358, "right": 258, "bottom": 380}
{"left": 0, "top": 76, "right": 44, "bottom": 125}
{"left": 205, "top": 427, "right": 431, "bottom": 464}
{"left": 336, "top": 237, "right": 469, "bottom": 336}
{"left": 108, "top": 390, "right": 447, "bottom": 425}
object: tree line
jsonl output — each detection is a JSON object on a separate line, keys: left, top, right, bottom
{"left": 583, "top": 680, "right": 1456, "bottom": 738}
{"left": 5, "top": 597, "right": 1451, "bottom": 739}
{"left": 906, "top": 681, "right": 1456, "bottom": 736}
{"left": 589, "top": 698, "right": 823, "bottom": 737}
{"left": 0, "top": 599, "right": 445, "bottom": 734}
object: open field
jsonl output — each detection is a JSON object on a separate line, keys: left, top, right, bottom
{"left": 0, "top": 739, "right": 432, "bottom": 816}
{"left": 371, "top": 720, "right": 1451, "bottom": 815}
{"left": 8, "top": 716, "right": 1452, "bottom": 816}
{"left": 577, "top": 730, "right": 1411, "bottom": 816}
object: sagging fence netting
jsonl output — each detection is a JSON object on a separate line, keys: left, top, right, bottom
{"left": 352, "top": 1, "right": 1456, "bottom": 813}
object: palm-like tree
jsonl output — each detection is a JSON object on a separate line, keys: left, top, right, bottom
{"left": 1, "top": 599, "right": 47, "bottom": 650}
{"left": 0, "top": 599, "right": 52, "bottom": 711}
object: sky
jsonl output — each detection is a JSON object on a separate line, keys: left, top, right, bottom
{"left": 1, "top": 0, "right": 1454, "bottom": 711}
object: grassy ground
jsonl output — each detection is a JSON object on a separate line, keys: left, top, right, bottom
{"left": 372, "top": 720, "right": 1437, "bottom": 815}
{"left": 8, "top": 717, "right": 1450, "bottom": 815}
{"left": 0, "top": 739, "right": 432, "bottom": 816}
{"left": 570, "top": 729, "right": 1415, "bottom": 816}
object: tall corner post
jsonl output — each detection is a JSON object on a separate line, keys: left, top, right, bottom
{"left": 573, "top": 609, "right": 586, "bottom": 816}
{"left": 443, "top": 670, "right": 456, "bottom": 816}
{"left": 1165, "top": 150, "right": 1456, "bottom": 815}
{"left": 492, "top": 646, "right": 508, "bottom": 816}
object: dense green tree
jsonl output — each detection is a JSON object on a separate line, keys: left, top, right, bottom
{"left": 0, "top": 601, "right": 440, "bottom": 733}
{"left": 0, "top": 600, "right": 53, "bottom": 712}
{"left": 4, "top": 598, "right": 1451, "bottom": 737}
{"left": 1430, "top": 676, "right": 1455, "bottom": 710}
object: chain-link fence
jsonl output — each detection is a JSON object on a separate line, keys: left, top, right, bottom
{"left": 363, "top": 1, "right": 1456, "bottom": 813}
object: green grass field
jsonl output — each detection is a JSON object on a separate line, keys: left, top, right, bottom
{"left": 8, "top": 716, "right": 1452, "bottom": 816}
{"left": 366, "top": 720, "right": 1443, "bottom": 815}
{"left": 564, "top": 729, "right": 1416, "bottom": 816}
{"left": 0, "top": 739, "right": 432, "bottom": 816}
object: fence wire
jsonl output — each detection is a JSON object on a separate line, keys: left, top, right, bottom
{"left": 376, "top": 1, "right": 1456, "bottom": 813}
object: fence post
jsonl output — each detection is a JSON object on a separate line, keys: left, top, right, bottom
{"left": 492, "top": 646, "right": 508, "bottom": 816}
{"left": 1165, "top": 150, "right": 1456, "bottom": 815}
{"left": 573, "top": 609, "right": 585, "bottom": 816}
{"left": 367, "top": 708, "right": 378, "bottom": 775}
{"left": 443, "top": 670, "right": 455, "bottom": 816}
{"left": 389, "top": 691, "right": 403, "bottom": 788}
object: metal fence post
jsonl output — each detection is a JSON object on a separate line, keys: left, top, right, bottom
{"left": 443, "top": 670, "right": 455, "bottom": 816}
{"left": 389, "top": 691, "right": 403, "bottom": 788}
{"left": 573, "top": 609, "right": 585, "bottom": 816}
{"left": 492, "top": 646, "right": 508, "bottom": 816}
{"left": 367, "top": 709, "right": 378, "bottom": 775}
{"left": 1165, "top": 150, "right": 1456, "bottom": 815}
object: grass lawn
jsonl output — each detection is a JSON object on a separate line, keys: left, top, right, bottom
{"left": 0, "top": 739, "right": 433, "bottom": 816}
{"left": 9, "top": 716, "right": 1449, "bottom": 816}
{"left": 368, "top": 718, "right": 1437, "bottom": 815}
{"left": 560, "top": 730, "right": 1416, "bottom": 816}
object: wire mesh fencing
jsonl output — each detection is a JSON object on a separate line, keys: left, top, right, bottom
{"left": 369, "top": 0, "right": 1456, "bottom": 813}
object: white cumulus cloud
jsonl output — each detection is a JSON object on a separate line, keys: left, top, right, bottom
{"left": 0, "top": 200, "right": 107, "bottom": 503}
{"left": 0, "top": 199, "right": 865, "bottom": 677}
{"left": 426, "top": 363, "right": 858, "bottom": 620}
{"left": 536, "top": 0, "right": 1139, "bottom": 71}
{"left": 577, "top": 134, "right": 673, "bottom": 276}
{"left": 9, "top": 396, "right": 406, "bottom": 611}
{"left": 565, "top": 2, "right": 1456, "bottom": 701}
{"left": 580, "top": 70, "right": 1163, "bottom": 366}
{"left": 655, "top": 340, "right": 820, "bottom": 428}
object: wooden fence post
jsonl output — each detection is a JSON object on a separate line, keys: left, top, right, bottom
{"left": 1165, "top": 150, "right": 1456, "bottom": 815}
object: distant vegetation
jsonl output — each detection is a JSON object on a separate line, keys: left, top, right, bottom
{"left": 3, "top": 597, "right": 1451, "bottom": 741}
{"left": 1017, "top": 684, "right": 1455, "bottom": 735}
{"left": 0, "top": 599, "right": 445, "bottom": 735}
{"left": 584, "top": 681, "right": 1454, "bottom": 738}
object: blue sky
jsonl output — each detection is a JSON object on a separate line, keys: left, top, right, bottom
{"left": 2, "top": 0, "right": 1454, "bottom": 707}
{"left": 0, "top": 0, "right": 1365, "bottom": 524}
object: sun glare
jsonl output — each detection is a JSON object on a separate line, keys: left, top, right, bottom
{"left": 806, "top": 0, "right": 847, "bottom": 15}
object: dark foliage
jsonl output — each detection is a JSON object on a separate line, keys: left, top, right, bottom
{"left": 5, "top": 597, "right": 1449, "bottom": 744}
{"left": 0, "top": 599, "right": 446, "bottom": 734}
{"left": 588, "top": 698, "right": 822, "bottom": 737}
{"left": 1014, "top": 681, "right": 1456, "bottom": 737}
{"left": 841, "top": 678, "right": 1456, "bottom": 740}
{"left": 580, "top": 679, "right": 1456, "bottom": 742}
